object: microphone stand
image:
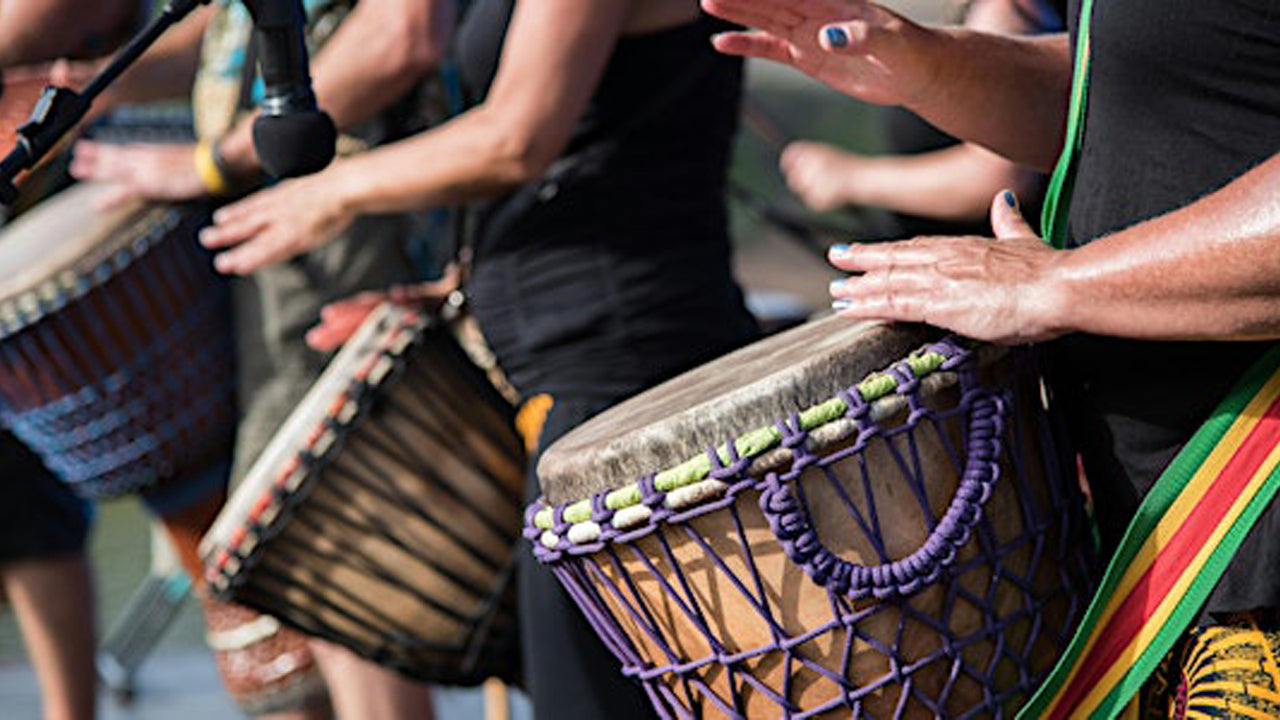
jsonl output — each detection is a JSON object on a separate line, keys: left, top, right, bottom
{"left": 0, "top": 0, "right": 211, "bottom": 206}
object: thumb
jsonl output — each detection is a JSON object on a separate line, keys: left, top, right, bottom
{"left": 991, "top": 190, "right": 1035, "bottom": 240}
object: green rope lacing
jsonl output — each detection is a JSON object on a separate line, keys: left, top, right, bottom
{"left": 533, "top": 348, "right": 951, "bottom": 531}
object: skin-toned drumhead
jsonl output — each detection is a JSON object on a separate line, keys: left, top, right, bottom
{"left": 538, "top": 315, "right": 941, "bottom": 505}
{"left": 0, "top": 182, "right": 152, "bottom": 304}
{"left": 201, "top": 302, "right": 421, "bottom": 557}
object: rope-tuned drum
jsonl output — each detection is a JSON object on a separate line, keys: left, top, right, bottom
{"left": 202, "top": 302, "right": 525, "bottom": 684}
{"left": 0, "top": 182, "right": 234, "bottom": 499}
{"left": 529, "top": 316, "right": 1096, "bottom": 718}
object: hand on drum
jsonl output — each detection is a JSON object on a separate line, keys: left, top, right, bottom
{"left": 306, "top": 265, "right": 462, "bottom": 352}
{"left": 829, "top": 191, "right": 1068, "bottom": 345}
{"left": 70, "top": 141, "right": 208, "bottom": 206}
{"left": 199, "top": 172, "right": 354, "bottom": 275}
{"left": 701, "top": 0, "right": 931, "bottom": 107}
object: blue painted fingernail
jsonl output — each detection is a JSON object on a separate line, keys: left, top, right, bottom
{"left": 832, "top": 299, "right": 852, "bottom": 311}
{"left": 829, "top": 278, "right": 846, "bottom": 294}
{"left": 1003, "top": 190, "right": 1017, "bottom": 208}
{"left": 825, "top": 27, "right": 849, "bottom": 48}
{"left": 830, "top": 243, "right": 850, "bottom": 256}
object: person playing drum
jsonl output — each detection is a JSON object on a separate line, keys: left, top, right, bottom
{"left": 67, "top": 1, "right": 453, "bottom": 718}
{"left": 0, "top": 5, "right": 144, "bottom": 719}
{"left": 195, "top": 0, "right": 760, "bottom": 717}
{"left": 704, "top": 0, "right": 1280, "bottom": 715}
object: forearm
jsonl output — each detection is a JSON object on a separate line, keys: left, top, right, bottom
{"left": 329, "top": 104, "right": 541, "bottom": 214}
{"left": 1051, "top": 153, "right": 1280, "bottom": 341}
{"left": 0, "top": 2, "right": 128, "bottom": 65}
{"left": 904, "top": 29, "right": 1070, "bottom": 171}
{"left": 94, "top": 6, "right": 213, "bottom": 106}
{"left": 852, "top": 143, "right": 1038, "bottom": 222}
{"left": 311, "top": 0, "right": 452, "bottom": 130}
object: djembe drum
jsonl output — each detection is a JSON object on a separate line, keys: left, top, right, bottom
{"left": 0, "top": 181, "right": 234, "bottom": 499}
{"left": 202, "top": 302, "right": 525, "bottom": 684}
{"left": 528, "top": 316, "right": 1095, "bottom": 718}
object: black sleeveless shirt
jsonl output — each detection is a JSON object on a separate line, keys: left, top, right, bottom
{"left": 1056, "top": 0, "right": 1280, "bottom": 615}
{"left": 455, "top": 0, "right": 757, "bottom": 398}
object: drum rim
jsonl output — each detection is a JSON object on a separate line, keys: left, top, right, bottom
{"left": 527, "top": 336, "right": 1004, "bottom": 551}
{"left": 0, "top": 183, "right": 193, "bottom": 339}
{"left": 200, "top": 302, "right": 429, "bottom": 591}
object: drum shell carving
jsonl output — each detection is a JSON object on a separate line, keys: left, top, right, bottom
{"left": 0, "top": 187, "right": 235, "bottom": 499}
{"left": 203, "top": 304, "right": 525, "bottom": 685}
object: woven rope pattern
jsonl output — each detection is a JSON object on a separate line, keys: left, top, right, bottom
{"left": 528, "top": 341, "right": 1095, "bottom": 717}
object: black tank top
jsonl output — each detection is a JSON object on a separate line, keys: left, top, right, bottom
{"left": 456, "top": 0, "right": 757, "bottom": 397}
{"left": 1055, "top": 0, "right": 1280, "bottom": 615}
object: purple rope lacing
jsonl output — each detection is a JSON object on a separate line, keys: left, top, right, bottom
{"left": 528, "top": 341, "right": 1096, "bottom": 718}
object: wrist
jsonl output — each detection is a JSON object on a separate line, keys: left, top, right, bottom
{"left": 215, "top": 128, "right": 262, "bottom": 180}
{"left": 1028, "top": 249, "right": 1078, "bottom": 340}
{"left": 326, "top": 158, "right": 364, "bottom": 217}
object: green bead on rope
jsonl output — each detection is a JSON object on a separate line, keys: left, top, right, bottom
{"left": 533, "top": 348, "right": 951, "bottom": 532}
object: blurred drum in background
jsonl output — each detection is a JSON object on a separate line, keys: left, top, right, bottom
{"left": 203, "top": 302, "right": 525, "bottom": 685}
{"left": 0, "top": 181, "right": 235, "bottom": 500}
{"left": 528, "top": 315, "right": 1096, "bottom": 718}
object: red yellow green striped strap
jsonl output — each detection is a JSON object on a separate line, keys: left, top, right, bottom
{"left": 1018, "top": 343, "right": 1280, "bottom": 719}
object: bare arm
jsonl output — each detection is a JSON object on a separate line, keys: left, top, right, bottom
{"left": 218, "top": 0, "right": 454, "bottom": 174}
{"left": 200, "top": 0, "right": 638, "bottom": 273}
{"left": 0, "top": 0, "right": 135, "bottom": 65}
{"left": 326, "top": 0, "right": 629, "bottom": 211}
{"left": 702, "top": 0, "right": 1071, "bottom": 170}
{"left": 783, "top": 141, "right": 1039, "bottom": 220}
{"left": 1051, "top": 153, "right": 1280, "bottom": 341}
{"left": 826, "top": 153, "right": 1280, "bottom": 345}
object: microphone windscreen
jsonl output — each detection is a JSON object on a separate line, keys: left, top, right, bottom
{"left": 252, "top": 110, "right": 337, "bottom": 178}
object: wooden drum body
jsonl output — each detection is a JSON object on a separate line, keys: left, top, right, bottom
{"left": 529, "top": 317, "right": 1096, "bottom": 718}
{"left": 0, "top": 182, "right": 234, "bottom": 498}
{"left": 202, "top": 303, "right": 525, "bottom": 684}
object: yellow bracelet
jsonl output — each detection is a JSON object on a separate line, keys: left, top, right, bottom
{"left": 193, "top": 140, "right": 231, "bottom": 197}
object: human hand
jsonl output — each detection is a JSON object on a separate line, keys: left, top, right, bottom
{"left": 70, "top": 141, "right": 208, "bottom": 207}
{"left": 702, "top": 0, "right": 935, "bottom": 107}
{"left": 305, "top": 266, "right": 462, "bottom": 351}
{"left": 780, "top": 140, "right": 873, "bottom": 211}
{"left": 198, "top": 170, "right": 354, "bottom": 275}
{"left": 828, "top": 191, "right": 1068, "bottom": 344}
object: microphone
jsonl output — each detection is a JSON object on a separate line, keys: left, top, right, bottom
{"left": 242, "top": 0, "right": 336, "bottom": 178}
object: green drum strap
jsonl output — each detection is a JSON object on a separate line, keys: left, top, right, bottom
{"left": 1039, "top": 0, "right": 1094, "bottom": 248}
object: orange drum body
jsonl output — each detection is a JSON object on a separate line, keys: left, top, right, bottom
{"left": 0, "top": 183, "right": 235, "bottom": 498}
{"left": 203, "top": 303, "right": 525, "bottom": 684}
{"left": 529, "top": 317, "right": 1096, "bottom": 718}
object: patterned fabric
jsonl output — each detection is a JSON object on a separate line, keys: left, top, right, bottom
{"left": 1135, "top": 612, "right": 1280, "bottom": 719}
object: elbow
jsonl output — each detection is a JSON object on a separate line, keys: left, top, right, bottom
{"left": 482, "top": 121, "right": 559, "bottom": 186}
{"left": 490, "top": 142, "right": 555, "bottom": 187}
{"left": 387, "top": 32, "right": 443, "bottom": 79}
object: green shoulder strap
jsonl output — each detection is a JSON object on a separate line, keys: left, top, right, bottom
{"left": 1039, "top": 0, "right": 1094, "bottom": 248}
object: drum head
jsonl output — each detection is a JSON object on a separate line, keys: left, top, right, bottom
{"left": 538, "top": 315, "right": 940, "bottom": 505}
{"left": 0, "top": 182, "right": 153, "bottom": 310}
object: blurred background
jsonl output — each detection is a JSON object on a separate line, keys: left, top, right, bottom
{"left": 0, "top": 1, "right": 958, "bottom": 716}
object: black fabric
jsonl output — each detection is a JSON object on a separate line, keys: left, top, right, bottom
{"left": 1056, "top": 0, "right": 1280, "bottom": 615}
{"left": 517, "top": 393, "right": 657, "bottom": 720}
{"left": 0, "top": 431, "right": 90, "bottom": 563}
{"left": 456, "top": 0, "right": 758, "bottom": 397}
